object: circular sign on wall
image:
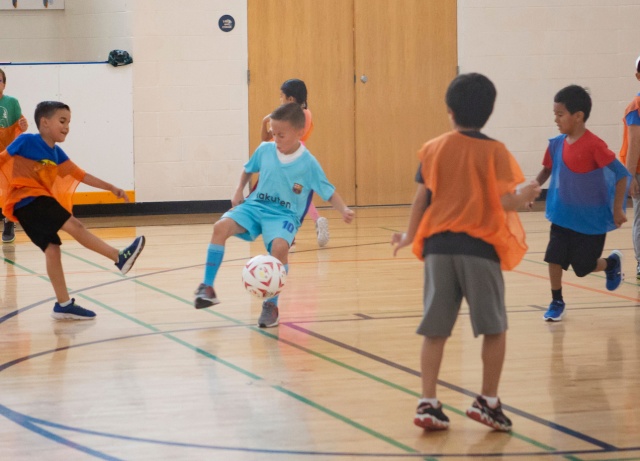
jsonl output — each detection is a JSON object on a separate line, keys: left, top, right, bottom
{"left": 219, "top": 15, "right": 235, "bottom": 33}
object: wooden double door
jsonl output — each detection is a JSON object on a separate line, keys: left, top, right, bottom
{"left": 248, "top": 0, "right": 457, "bottom": 206}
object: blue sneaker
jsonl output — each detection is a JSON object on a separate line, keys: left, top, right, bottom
{"left": 543, "top": 300, "right": 565, "bottom": 322}
{"left": 51, "top": 298, "right": 96, "bottom": 320}
{"left": 115, "top": 236, "right": 146, "bottom": 275}
{"left": 605, "top": 250, "right": 623, "bottom": 291}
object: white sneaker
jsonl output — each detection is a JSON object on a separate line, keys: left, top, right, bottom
{"left": 315, "top": 217, "right": 329, "bottom": 247}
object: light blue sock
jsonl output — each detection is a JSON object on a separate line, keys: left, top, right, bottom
{"left": 266, "top": 264, "right": 288, "bottom": 306}
{"left": 203, "top": 244, "right": 225, "bottom": 286}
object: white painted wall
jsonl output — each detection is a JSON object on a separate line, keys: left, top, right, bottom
{"left": 458, "top": 0, "right": 640, "bottom": 181}
{"left": 2, "top": 1, "right": 639, "bottom": 201}
{"left": 0, "top": 0, "right": 248, "bottom": 203}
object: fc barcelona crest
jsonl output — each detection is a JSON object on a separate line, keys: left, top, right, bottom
{"left": 292, "top": 183, "right": 303, "bottom": 194}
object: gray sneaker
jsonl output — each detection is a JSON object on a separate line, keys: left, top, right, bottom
{"left": 258, "top": 301, "right": 279, "bottom": 328}
{"left": 194, "top": 283, "right": 219, "bottom": 309}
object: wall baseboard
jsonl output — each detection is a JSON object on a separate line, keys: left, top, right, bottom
{"left": 72, "top": 200, "right": 232, "bottom": 217}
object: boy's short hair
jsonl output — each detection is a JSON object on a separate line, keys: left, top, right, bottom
{"left": 636, "top": 55, "right": 640, "bottom": 73}
{"left": 270, "top": 102, "right": 306, "bottom": 130}
{"left": 34, "top": 101, "right": 71, "bottom": 129}
{"left": 445, "top": 73, "right": 496, "bottom": 129}
{"left": 554, "top": 85, "right": 591, "bottom": 122}
{"left": 0, "top": 69, "right": 5, "bottom": 83}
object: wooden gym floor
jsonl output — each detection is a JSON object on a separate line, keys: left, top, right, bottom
{"left": 0, "top": 207, "right": 639, "bottom": 460}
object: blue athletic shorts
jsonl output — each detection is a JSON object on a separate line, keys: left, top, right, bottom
{"left": 222, "top": 200, "right": 299, "bottom": 252}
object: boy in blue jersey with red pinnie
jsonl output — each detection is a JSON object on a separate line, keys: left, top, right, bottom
{"left": 534, "top": 85, "right": 631, "bottom": 322}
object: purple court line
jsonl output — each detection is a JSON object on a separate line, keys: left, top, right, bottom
{"left": 283, "top": 322, "right": 619, "bottom": 452}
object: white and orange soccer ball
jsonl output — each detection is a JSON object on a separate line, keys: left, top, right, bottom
{"left": 242, "top": 255, "right": 287, "bottom": 299}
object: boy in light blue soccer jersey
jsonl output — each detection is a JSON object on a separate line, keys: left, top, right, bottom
{"left": 194, "top": 103, "right": 355, "bottom": 327}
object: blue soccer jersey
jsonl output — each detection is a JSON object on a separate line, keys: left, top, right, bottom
{"left": 244, "top": 142, "right": 336, "bottom": 223}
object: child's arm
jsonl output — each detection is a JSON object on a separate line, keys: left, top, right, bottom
{"left": 501, "top": 180, "right": 541, "bottom": 211}
{"left": 613, "top": 176, "right": 629, "bottom": 228}
{"left": 327, "top": 191, "right": 355, "bottom": 223}
{"left": 18, "top": 115, "right": 28, "bottom": 132}
{"left": 391, "top": 185, "right": 430, "bottom": 256}
{"left": 525, "top": 167, "right": 551, "bottom": 209}
{"left": 535, "top": 166, "right": 551, "bottom": 187}
{"left": 231, "top": 170, "right": 252, "bottom": 207}
{"left": 625, "top": 124, "right": 640, "bottom": 197}
{"left": 260, "top": 115, "right": 273, "bottom": 142}
{"left": 82, "top": 173, "right": 129, "bottom": 202}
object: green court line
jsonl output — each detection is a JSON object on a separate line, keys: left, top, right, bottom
{"left": 7, "top": 248, "right": 601, "bottom": 459}
{"left": 57, "top": 250, "right": 572, "bottom": 458}
{"left": 8, "top": 253, "right": 417, "bottom": 453}
{"left": 4, "top": 248, "right": 597, "bottom": 458}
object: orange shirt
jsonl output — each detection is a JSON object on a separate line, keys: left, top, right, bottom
{"left": 412, "top": 131, "right": 527, "bottom": 270}
{"left": 0, "top": 150, "right": 85, "bottom": 222}
{"left": 619, "top": 95, "right": 640, "bottom": 173}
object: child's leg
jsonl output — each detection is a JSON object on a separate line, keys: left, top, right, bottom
{"left": 306, "top": 203, "right": 320, "bottom": 222}
{"left": 46, "top": 243, "right": 97, "bottom": 320}
{"left": 544, "top": 263, "right": 566, "bottom": 321}
{"left": 466, "top": 331, "right": 512, "bottom": 432}
{"left": 420, "top": 336, "right": 447, "bottom": 398}
{"left": 204, "top": 218, "right": 243, "bottom": 285}
{"left": 61, "top": 216, "right": 119, "bottom": 262}
{"left": 549, "top": 262, "right": 563, "bottom": 290}
{"left": 480, "top": 332, "right": 506, "bottom": 397}
{"left": 414, "top": 335, "right": 450, "bottom": 430}
{"left": 195, "top": 218, "right": 244, "bottom": 309}
{"left": 258, "top": 238, "right": 289, "bottom": 328}
{"left": 45, "top": 243, "right": 70, "bottom": 303}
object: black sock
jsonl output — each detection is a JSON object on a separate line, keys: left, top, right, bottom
{"left": 605, "top": 257, "right": 616, "bottom": 272}
{"left": 551, "top": 288, "right": 563, "bottom": 302}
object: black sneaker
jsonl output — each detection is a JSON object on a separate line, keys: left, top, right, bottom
{"left": 636, "top": 262, "right": 640, "bottom": 281}
{"left": 466, "top": 396, "right": 512, "bottom": 432}
{"left": 2, "top": 219, "right": 16, "bottom": 244}
{"left": 413, "top": 400, "right": 449, "bottom": 430}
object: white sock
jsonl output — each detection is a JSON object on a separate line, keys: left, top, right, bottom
{"left": 419, "top": 397, "right": 439, "bottom": 407}
{"left": 482, "top": 395, "right": 499, "bottom": 408}
{"left": 60, "top": 299, "right": 72, "bottom": 307}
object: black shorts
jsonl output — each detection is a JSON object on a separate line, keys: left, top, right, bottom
{"left": 13, "top": 196, "right": 71, "bottom": 252}
{"left": 544, "top": 224, "right": 605, "bottom": 277}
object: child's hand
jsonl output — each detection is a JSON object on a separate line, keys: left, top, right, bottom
{"left": 112, "top": 187, "right": 129, "bottom": 202}
{"left": 342, "top": 207, "right": 355, "bottom": 224}
{"left": 614, "top": 209, "right": 627, "bottom": 228}
{"left": 231, "top": 190, "right": 245, "bottom": 207}
{"left": 18, "top": 117, "right": 28, "bottom": 132}
{"left": 522, "top": 180, "right": 542, "bottom": 203}
{"left": 391, "top": 232, "right": 411, "bottom": 256}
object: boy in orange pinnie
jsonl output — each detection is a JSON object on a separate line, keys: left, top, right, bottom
{"left": 392, "top": 73, "right": 540, "bottom": 432}
{"left": 0, "top": 101, "right": 145, "bottom": 320}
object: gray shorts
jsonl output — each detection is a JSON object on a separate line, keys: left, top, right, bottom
{"left": 416, "top": 254, "right": 507, "bottom": 338}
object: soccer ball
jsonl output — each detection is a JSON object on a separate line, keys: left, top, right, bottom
{"left": 242, "top": 255, "right": 287, "bottom": 299}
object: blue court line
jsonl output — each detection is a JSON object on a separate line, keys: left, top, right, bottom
{"left": 0, "top": 404, "right": 121, "bottom": 460}
{"left": 0, "top": 243, "right": 631, "bottom": 458}
{"left": 3, "top": 61, "right": 108, "bottom": 66}
{"left": 2, "top": 327, "right": 639, "bottom": 460}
